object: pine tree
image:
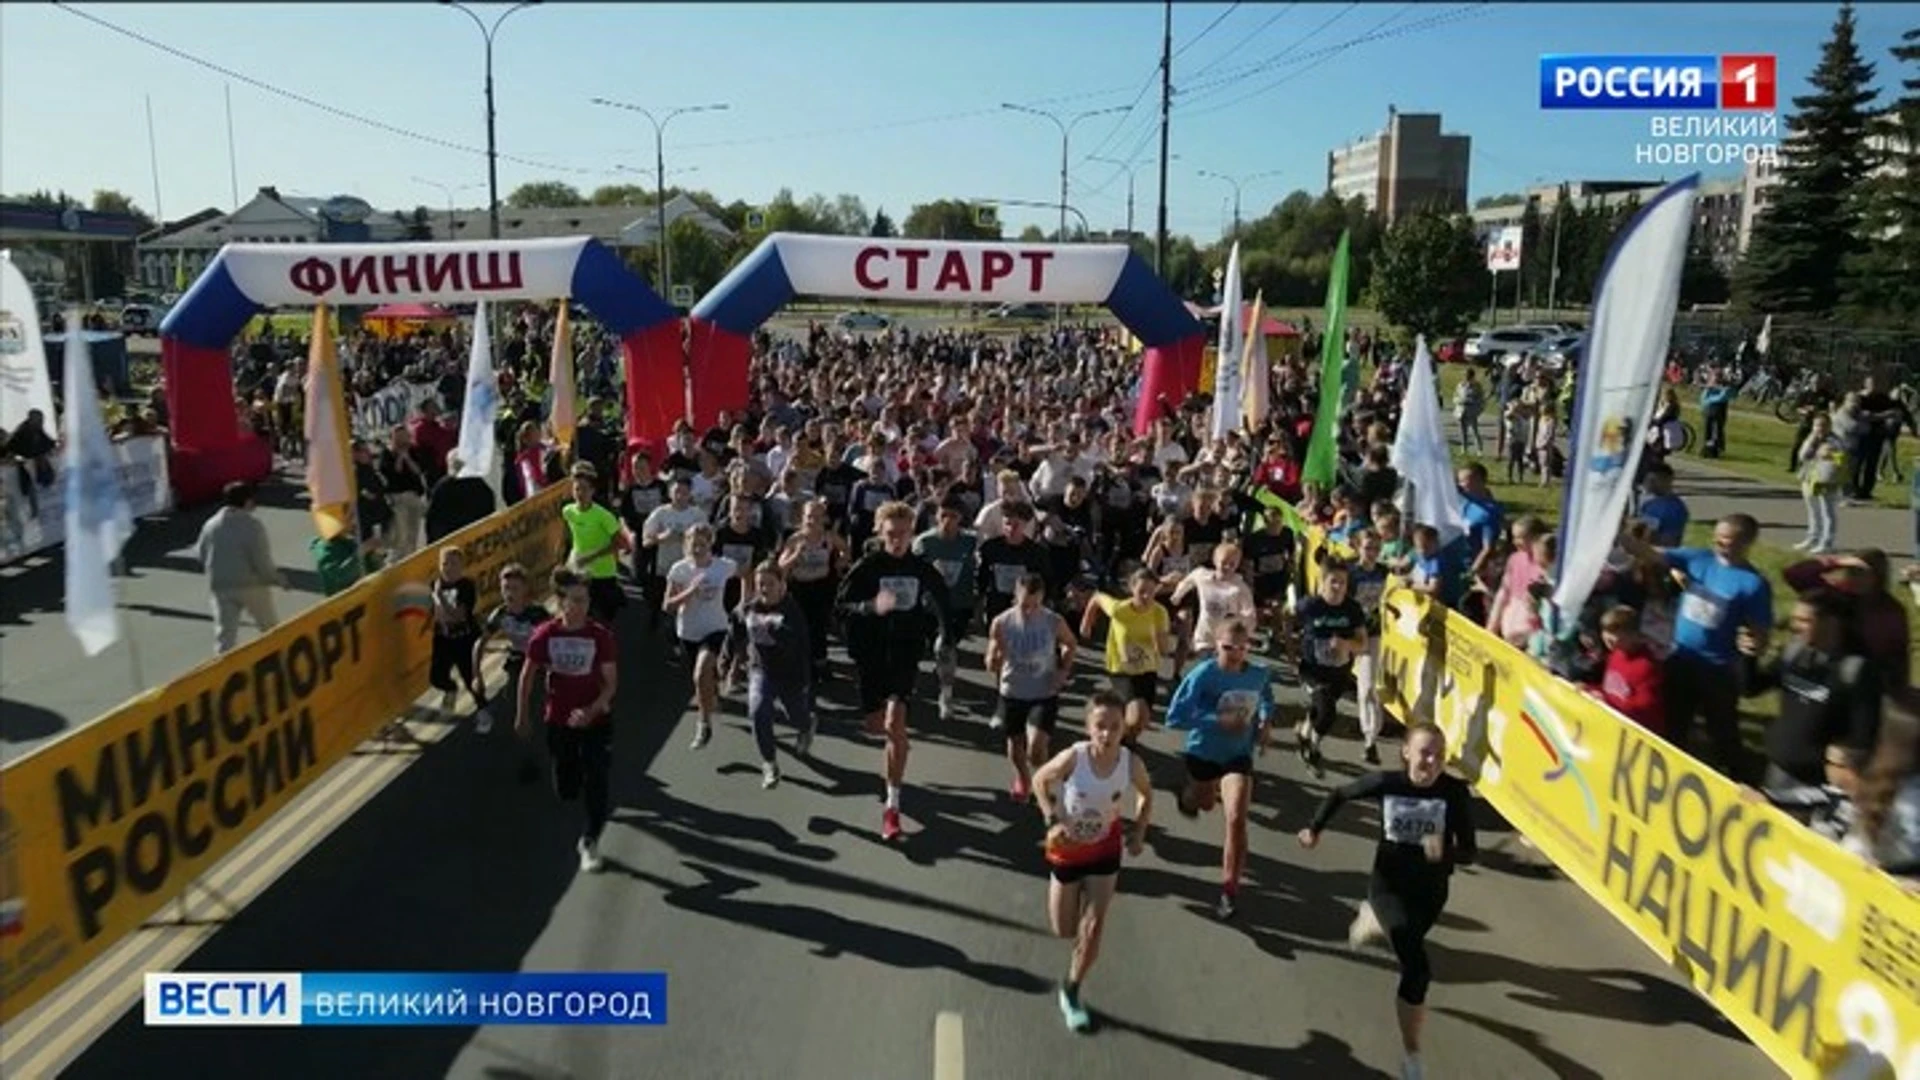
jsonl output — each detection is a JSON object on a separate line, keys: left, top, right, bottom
{"left": 1844, "top": 27, "right": 1920, "bottom": 321}
{"left": 1735, "top": 2, "right": 1879, "bottom": 315}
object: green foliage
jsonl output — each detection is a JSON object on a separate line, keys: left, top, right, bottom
{"left": 667, "top": 217, "right": 729, "bottom": 295}
{"left": 405, "top": 206, "right": 433, "bottom": 241}
{"left": 1366, "top": 209, "right": 1485, "bottom": 339}
{"left": 89, "top": 189, "right": 153, "bottom": 228}
{"left": 589, "top": 184, "right": 652, "bottom": 207}
{"left": 1736, "top": 2, "right": 1880, "bottom": 315}
{"left": 1208, "top": 192, "right": 1380, "bottom": 307}
{"left": 869, "top": 207, "right": 897, "bottom": 237}
{"left": 1017, "top": 224, "right": 1046, "bottom": 242}
{"left": 1842, "top": 26, "right": 1920, "bottom": 323}
{"left": 902, "top": 199, "right": 1001, "bottom": 240}
{"left": 506, "top": 181, "right": 586, "bottom": 209}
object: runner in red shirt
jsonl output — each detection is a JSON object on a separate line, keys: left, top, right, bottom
{"left": 518, "top": 569, "right": 620, "bottom": 873}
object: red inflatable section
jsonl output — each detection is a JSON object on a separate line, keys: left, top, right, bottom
{"left": 685, "top": 319, "right": 752, "bottom": 434}
{"left": 621, "top": 319, "right": 690, "bottom": 460}
{"left": 1133, "top": 336, "right": 1204, "bottom": 435}
{"left": 161, "top": 339, "right": 272, "bottom": 504}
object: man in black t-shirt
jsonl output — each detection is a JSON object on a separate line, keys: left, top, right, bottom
{"left": 976, "top": 502, "right": 1053, "bottom": 622}
{"left": 1295, "top": 559, "right": 1368, "bottom": 778}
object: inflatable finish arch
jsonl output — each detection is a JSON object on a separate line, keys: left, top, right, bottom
{"left": 683, "top": 234, "right": 1205, "bottom": 436}
{"left": 159, "top": 237, "right": 682, "bottom": 504}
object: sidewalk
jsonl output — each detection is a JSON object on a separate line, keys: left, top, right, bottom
{"left": 1665, "top": 454, "right": 1916, "bottom": 568}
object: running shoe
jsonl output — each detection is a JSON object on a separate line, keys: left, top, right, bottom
{"left": 1303, "top": 742, "right": 1326, "bottom": 779}
{"left": 1010, "top": 773, "right": 1031, "bottom": 804}
{"left": 475, "top": 708, "right": 494, "bottom": 736}
{"left": 987, "top": 712, "right": 1006, "bottom": 735}
{"left": 1401, "top": 1054, "right": 1425, "bottom": 1080}
{"left": 577, "top": 838, "right": 605, "bottom": 874}
{"left": 1363, "top": 743, "right": 1381, "bottom": 766}
{"left": 881, "top": 806, "right": 903, "bottom": 841}
{"left": 938, "top": 687, "right": 954, "bottom": 722}
{"left": 1057, "top": 986, "right": 1092, "bottom": 1033}
{"left": 762, "top": 762, "right": 781, "bottom": 790}
{"left": 1215, "top": 892, "right": 1237, "bottom": 921}
{"left": 439, "top": 690, "right": 457, "bottom": 713}
{"left": 690, "top": 722, "right": 713, "bottom": 750}
{"left": 1348, "top": 901, "right": 1386, "bottom": 950}
{"left": 793, "top": 724, "right": 815, "bottom": 759}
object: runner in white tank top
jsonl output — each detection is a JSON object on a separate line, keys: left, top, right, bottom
{"left": 1030, "top": 692, "right": 1154, "bottom": 1034}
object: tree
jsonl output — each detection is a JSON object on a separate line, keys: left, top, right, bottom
{"left": 506, "top": 181, "right": 585, "bottom": 209}
{"left": 1844, "top": 27, "right": 1920, "bottom": 322}
{"left": 1367, "top": 210, "right": 1485, "bottom": 338}
{"left": 830, "top": 194, "right": 870, "bottom": 235}
{"left": 90, "top": 189, "right": 154, "bottom": 229}
{"left": 869, "top": 207, "right": 897, "bottom": 237}
{"left": 1017, "top": 224, "right": 1047, "bottom": 242}
{"left": 405, "top": 207, "right": 433, "bottom": 241}
{"left": 667, "top": 217, "right": 729, "bottom": 296}
{"left": 1678, "top": 247, "right": 1732, "bottom": 307}
{"left": 1736, "top": 2, "right": 1879, "bottom": 315}
{"left": 903, "top": 199, "right": 1000, "bottom": 240}
{"left": 590, "top": 184, "right": 652, "bottom": 207}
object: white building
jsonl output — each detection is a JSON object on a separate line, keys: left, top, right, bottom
{"left": 1326, "top": 107, "right": 1471, "bottom": 223}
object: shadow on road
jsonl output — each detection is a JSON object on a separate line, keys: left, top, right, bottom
{"left": 0, "top": 697, "right": 65, "bottom": 745}
{"left": 1099, "top": 1016, "right": 1393, "bottom": 1078}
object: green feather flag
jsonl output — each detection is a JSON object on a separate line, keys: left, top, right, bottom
{"left": 1301, "top": 230, "right": 1351, "bottom": 488}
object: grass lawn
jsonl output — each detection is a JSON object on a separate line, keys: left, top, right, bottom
{"left": 1672, "top": 388, "right": 1916, "bottom": 511}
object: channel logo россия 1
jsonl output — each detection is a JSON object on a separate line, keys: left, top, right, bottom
{"left": 1540, "top": 55, "right": 1776, "bottom": 111}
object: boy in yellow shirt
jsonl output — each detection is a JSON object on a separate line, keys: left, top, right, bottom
{"left": 1079, "top": 567, "right": 1177, "bottom": 745}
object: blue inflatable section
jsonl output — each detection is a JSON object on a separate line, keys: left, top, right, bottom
{"left": 689, "top": 240, "right": 795, "bottom": 338}
{"left": 1104, "top": 251, "right": 1202, "bottom": 348}
{"left": 157, "top": 261, "right": 258, "bottom": 351}
{"left": 569, "top": 240, "right": 678, "bottom": 339}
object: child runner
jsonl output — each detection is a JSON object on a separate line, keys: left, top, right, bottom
{"left": 914, "top": 495, "right": 981, "bottom": 721}
{"left": 428, "top": 546, "right": 488, "bottom": 719}
{"left": 985, "top": 573, "right": 1078, "bottom": 802}
{"left": 1030, "top": 691, "right": 1154, "bottom": 1033}
{"left": 563, "top": 463, "right": 629, "bottom": 624}
{"left": 518, "top": 569, "right": 620, "bottom": 873}
{"left": 1165, "top": 619, "right": 1274, "bottom": 920}
{"left": 664, "top": 523, "right": 738, "bottom": 751}
{"left": 778, "top": 499, "right": 849, "bottom": 686}
{"left": 727, "top": 561, "right": 815, "bottom": 788}
{"left": 1299, "top": 722, "right": 1477, "bottom": 1080}
{"left": 1349, "top": 530, "right": 1392, "bottom": 764}
{"left": 1295, "top": 558, "right": 1369, "bottom": 777}
{"left": 1079, "top": 567, "right": 1176, "bottom": 745}
{"left": 473, "top": 563, "right": 549, "bottom": 736}
{"left": 836, "top": 501, "right": 953, "bottom": 841}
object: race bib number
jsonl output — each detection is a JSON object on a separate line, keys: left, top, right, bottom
{"left": 1382, "top": 795, "right": 1447, "bottom": 846}
{"left": 1015, "top": 652, "right": 1052, "bottom": 678}
{"left": 879, "top": 575, "right": 922, "bottom": 611}
{"left": 1679, "top": 587, "right": 1727, "bottom": 631}
{"left": 1310, "top": 634, "right": 1346, "bottom": 667}
{"left": 1216, "top": 689, "right": 1258, "bottom": 734}
{"left": 547, "top": 636, "right": 597, "bottom": 677}
{"left": 723, "top": 544, "right": 756, "bottom": 568}
{"left": 1354, "top": 580, "right": 1384, "bottom": 612}
{"left": 935, "top": 559, "right": 964, "bottom": 585}
{"left": 992, "top": 564, "right": 1024, "bottom": 595}
{"left": 1162, "top": 555, "right": 1191, "bottom": 576}
{"left": 1064, "top": 808, "right": 1110, "bottom": 845}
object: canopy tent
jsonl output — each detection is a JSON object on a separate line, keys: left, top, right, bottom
{"left": 361, "top": 302, "right": 458, "bottom": 339}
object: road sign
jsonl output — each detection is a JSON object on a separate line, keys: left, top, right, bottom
{"left": 1486, "top": 226, "right": 1523, "bottom": 272}
{"left": 670, "top": 284, "right": 695, "bottom": 307}
{"left": 744, "top": 209, "right": 766, "bottom": 231}
{"left": 974, "top": 204, "right": 998, "bottom": 229}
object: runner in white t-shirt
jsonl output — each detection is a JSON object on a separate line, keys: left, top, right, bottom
{"left": 665, "top": 523, "right": 738, "bottom": 750}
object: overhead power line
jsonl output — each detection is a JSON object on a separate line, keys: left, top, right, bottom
{"left": 1186, "top": 2, "right": 1298, "bottom": 81}
{"left": 1171, "top": 3, "right": 1242, "bottom": 60}
{"left": 1178, "top": 2, "right": 1363, "bottom": 99}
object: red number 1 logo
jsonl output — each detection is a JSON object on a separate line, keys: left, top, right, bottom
{"left": 1720, "top": 54, "right": 1776, "bottom": 110}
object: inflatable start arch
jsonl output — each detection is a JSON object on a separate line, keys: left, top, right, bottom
{"left": 683, "top": 234, "right": 1205, "bottom": 436}
{"left": 159, "top": 238, "right": 682, "bottom": 504}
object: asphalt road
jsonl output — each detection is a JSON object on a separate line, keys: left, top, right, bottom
{"left": 49, "top": 601, "right": 1772, "bottom": 1080}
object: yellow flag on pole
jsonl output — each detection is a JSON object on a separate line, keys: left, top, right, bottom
{"left": 303, "top": 304, "right": 357, "bottom": 540}
{"left": 173, "top": 251, "right": 186, "bottom": 292}
{"left": 549, "top": 301, "right": 577, "bottom": 451}
{"left": 1240, "top": 292, "right": 1270, "bottom": 429}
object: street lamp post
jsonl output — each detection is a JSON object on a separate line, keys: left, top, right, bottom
{"left": 1088, "top": 154, "right": 1179, "bottom": 239}
{"left": 976, "top": 197, "right": 1092, "bottom": 236}
{"left": 592, "top": 99, "right": 729, "bottom": 298}
{"left": 1001, "top": 103, "right": 1127, "bottom": 242}
{"left": 1197, "top": 168, "right": 1283, "bottom": 240}
{"left": 412, "top": 176, "right": 481, "bottom": 239}
{"left": 442, "top": 1, "right": 541, "bottom": 241}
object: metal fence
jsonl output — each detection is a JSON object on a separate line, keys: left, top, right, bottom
{"left": 1668, "top": 312, "right": 1920, "bottom": 382}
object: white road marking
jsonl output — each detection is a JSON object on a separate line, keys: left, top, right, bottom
{"left": 934, "top": 1010, "right": 965, "bottom": 1080}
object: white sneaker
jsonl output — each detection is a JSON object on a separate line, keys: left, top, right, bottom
{"left": 938, "top": 687, "right": 953, "bottom": 721}
{"left": 690, "top": 722, "right": 712, "bottom": 750}
{"left": 1792, "top": 538, "right": 1814, "bottom": 551}
{"left": 577, "top": 838, "right": 604, "bottom": 874}
{"left": 762, "top": 762, "right": 781, "bottom": 789}
{"left": 1348, "top": 901, "right": 1386, "bottom": 950}
{"left": 1401, "top": 1054, "right": 1424, "bottom": 1080}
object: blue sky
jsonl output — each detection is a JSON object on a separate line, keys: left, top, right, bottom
{"left": 2, "top": 3, "right": 1910, "bottom": 239}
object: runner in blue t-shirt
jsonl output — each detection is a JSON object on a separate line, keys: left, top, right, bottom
{"left": 1166, "top": 619, "right": 1273, "bottom": 921}
{"left": 1455, "top": 463, "right": 1504, "bottom": 559}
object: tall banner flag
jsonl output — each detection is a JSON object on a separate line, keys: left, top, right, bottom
{"left": 0, "top": 250, "right": 56, "bottom": 435}
{"left": 1552, "top": 175, "right": 1700, "bottom": 618}
{"left": 60, "top": 309, "right": 134, "bottom": 656}
{"left": 1755, "top": 313, "right": 1772, "bottom": 358}
{"left": 1208, "top": 243, "right": 1244, "bottom": 441}
{"left": 303, "top": 304, "right": 356, "bottom": 540}
{"left": 457, "top": 300, "right": 501, "bottom": 483}
{"left": 549, "top": 300, "right": 578, "bottom": 452}
{"left": 1302, "top": 229, "right": 1352, "bottom": 487}
{"left": 174, "top": 250, "right": 187, "bottom": 293}
{"left": 1239, "top": 292, "right": 1271, "bottom": 429}
{"left": 1390, "top": 336, "right": 1468, "bottom": 545}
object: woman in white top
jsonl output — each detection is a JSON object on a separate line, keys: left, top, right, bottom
{"left": 974, "top": 469, "right": 1031, "bottom": 542}
{"left": 1172, "top": 541, "right": 1257, "bottom": 657}
{"left": 665, "top": 523, "right": 738, "bottom": 751}
{"left": 1030, "top": 692, "right": 1153, "bottom": 1034}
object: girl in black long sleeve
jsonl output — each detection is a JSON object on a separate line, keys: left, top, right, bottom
{"left": 1297, "top": 723, "right": 1475, "bottom": 1080}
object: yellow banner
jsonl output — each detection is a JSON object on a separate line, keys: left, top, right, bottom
{"left": 0, "top": 486, "right": 569, "bottom": 1024}
{"left": 1373, "top": 584, "right": 1920, "bottom": 1080}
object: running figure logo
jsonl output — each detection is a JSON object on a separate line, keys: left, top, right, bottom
{"left": 1517, "top": 687, "right": 1599, "bottom": 831}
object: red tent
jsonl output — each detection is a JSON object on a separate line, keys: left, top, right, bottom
{"left": 365, "top": 303, "right": 454, "bottom": 320}
{"left": 1202, "top": 302, "right": 1300, "bottom": 337}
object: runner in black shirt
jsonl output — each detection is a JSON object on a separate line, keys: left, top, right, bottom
{"left": 1300, "top": 723, "right": 1476, "bottom": 1080}
{"left": 1183, "top": 487, "right": 1231, "bottom": 568}
{"left": 620, "top": 453, "right": 670, "bottom": 632}
{"left": 474, "top": 563, "right": 551, "bottom": 739}
{"left": 977, "top": 503, "right": 1054, "bottom": 627}
{"left": 1295, "top": 558, "right": 1369, "bottom": 777}
{"left": 1038, "top": 477, "right": 1096, "bottom": 606}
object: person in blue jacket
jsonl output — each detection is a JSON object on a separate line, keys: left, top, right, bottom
{"left": 1165, "top": 618, "right": 1274, "bottom": 921}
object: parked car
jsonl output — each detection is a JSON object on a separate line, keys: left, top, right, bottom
{"left": 835, "top": 310, "right": 890, "bottom": 332}
{"left": 120, "top": 304, "right": 158, "bottom": 336}
{"left": 986, "top": 302, "right": 1050, "bottom": 321}
{"left": 1538, "top": 333, "right": 1584, "bottom": 370}
{"left": 1436, "top": 337, "right": 1468, "bottom": 364}
{"left": 1464, "top": 327, "right": 1552, "bottom": 366}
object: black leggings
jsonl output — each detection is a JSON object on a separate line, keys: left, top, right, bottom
{"left": 1375, "top": 876, "right": 1448, "bottom": 1006}
{"left": 1304, "top": 673, "right": 1352, "bottom": 737}
{"left": 430, "top": 633, "right": 480, "bottom": 694}
{"left": 547, "top": 723, "right": 612, "bottom": 843}
{"left": 790, "top": 578, "right": 835, "bottom": 668}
